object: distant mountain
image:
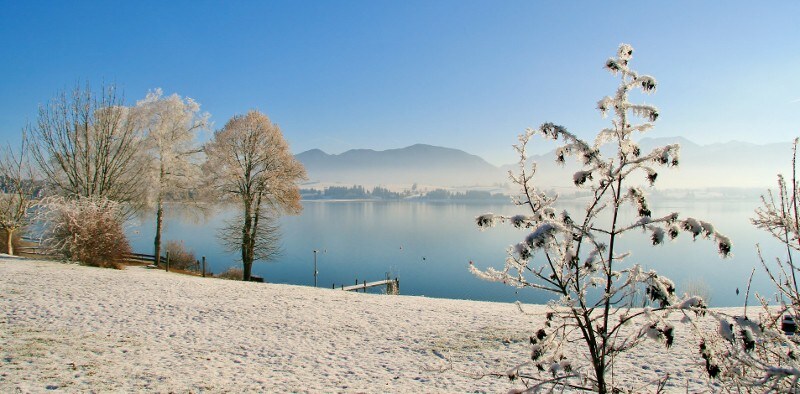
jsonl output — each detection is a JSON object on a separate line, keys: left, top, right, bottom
{"left": 500, "top": 137, "right": 793, "bottom": 190}
{"left": 295, "top": 144, "right": 503, "bottom": 187}
{"left": 296, "top": 139, "right": 794, "bottom": 190}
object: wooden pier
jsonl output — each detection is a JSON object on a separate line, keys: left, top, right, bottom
{"left": 335, "top": 277, "right": 399, "bottom": 295}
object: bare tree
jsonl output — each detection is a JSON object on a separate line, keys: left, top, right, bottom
{"left": 203, "top": 110, "right": 306, "bottom": 281}
{"left": 0, "top": 132, "right": 38, "bottom": 254}
{"left": 28, "top": 83, "right": 145, "bottom": 215}
{"left": 470, "top": 44, "right": 731, "bottom": 393}
{"left": 135, "top": 89, "right": 209, "bottom": 266}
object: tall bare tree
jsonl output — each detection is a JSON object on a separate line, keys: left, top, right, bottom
{"left": 0, "top": 132, "right": 38, "bottom": 254}
{"left": 204, "top": 110, "right": 306, "bottom": 281}
{"left": 29, "top": 83, "right": 145, "bottom": 215}
{"left": 135, "top": 89, "right": 209, "bottom": 266}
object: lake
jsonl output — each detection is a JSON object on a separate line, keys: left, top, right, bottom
{"left": 127, "top": 198, "right": 786, "bottom": 307}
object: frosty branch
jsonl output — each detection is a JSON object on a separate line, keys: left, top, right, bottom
{"left": 470, "top": 44, "right": 731, "bottom": 393}
{"left": 695, "top": 138, "right": 800, "bottom": 392}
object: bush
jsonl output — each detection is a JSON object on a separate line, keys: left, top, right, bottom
{"left": 165, "top": 240, "right": 197, "bottom": 270}
{"left": 216, "top": 266, "right": 243, "bottom": 280}
{"left": 36, "top": 196, "right": 130, "bottom": 269}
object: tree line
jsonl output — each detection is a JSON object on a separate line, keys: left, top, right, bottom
{"left": 300, "top": 185, "right": 508, "bottom": 201}
{"left": 0, "top": 83, "right": 305, "bottom": 281}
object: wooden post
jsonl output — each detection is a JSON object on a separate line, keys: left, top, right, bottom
{"left": 202, "top": 256, "right": 206, "bottom": 277}
{"left": 386, "top": 278, "right": 399, "bottom": 295}
{"left": 363, "top": 280, "right": 367, "bottom": 292}
{"left": 313, "top": 250, "right": 318, "bottom": 287}
{"left": 166, "top": 251, "right": 170, "bottom": 272}
{"left": 332, "top": 283, "right": 335, "bottom": 289}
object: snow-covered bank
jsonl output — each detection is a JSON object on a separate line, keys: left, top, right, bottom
{"left": 1, "top": 256, "right": 724, "bottom": 392}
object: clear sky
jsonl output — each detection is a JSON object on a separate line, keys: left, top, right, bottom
{"left": 1, "top": 1, "right": 798, "bottom": 166}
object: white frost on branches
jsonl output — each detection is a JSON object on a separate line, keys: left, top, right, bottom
{"left": 469, "top": 44, "right": 730, "bottom": 393}
{"left": 695, "top": 138, "right": 800, "bottom": 392}
{"left": 34, "top": 196, "right": 130, "bottom": 268}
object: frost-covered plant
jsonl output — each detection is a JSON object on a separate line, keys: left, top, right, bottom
{"left": 36, "top": 196, "right": 131, "bottom": 269}
{"left": 203, "top": 110, "right": 306, "bottom": 281}
{"left": 216, "top": 266, "right": 244, "bottom": 281}
{"left": 165, "top": 240, "right": 198, "bottom": 271}
{"left": 135, "top": 89, "right": 209, "bottom": 267}
{"left": 470, "top": 44, "right": 731, "bottom": 393}
{"left": 29, "top": 83, "right": 146, "bottom": 217}
{"left": 695, "top": 139, "right": 800, "bottom": 392}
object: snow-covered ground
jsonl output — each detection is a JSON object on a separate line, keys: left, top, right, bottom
{"left": 1, "top": 255, "right": 727, "bottom": 392}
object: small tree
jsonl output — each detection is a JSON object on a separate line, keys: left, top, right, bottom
{"left": 0, "top": 132, "right": 38, "bottom": 255}
{"left": 29, "top": 83, "right": 145, "bottom": 215}
{"left": 695, "top": 138, "right": 800, "bottom": 392}
{"left": 135, "top": 89, "right": 209, "bottom": 266}
{"left": 203, "top": 110, "right": 306, "bottom": 281}
{"left": 36, "top": 196, "right": 131, "bottom": 269}
{"left": 470, "top": 44, "right": 731, "bottom": 392}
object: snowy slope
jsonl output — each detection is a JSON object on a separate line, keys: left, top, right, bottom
{"left": 1, "top": 256, "right": 731, "bottom": 392}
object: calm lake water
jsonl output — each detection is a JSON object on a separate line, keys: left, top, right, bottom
{"left": 127, "top": 199, "right": 786, "bottom": 307}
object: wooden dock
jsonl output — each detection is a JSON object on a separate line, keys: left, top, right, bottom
{"left": 335, "top": 278, "right": 399, "bottom": 295}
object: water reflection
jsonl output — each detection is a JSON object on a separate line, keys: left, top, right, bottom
{"left": 127, "top": 199, "right": 783, "bottom": 307}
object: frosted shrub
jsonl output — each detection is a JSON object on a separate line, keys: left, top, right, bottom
{"left": 696, "top": 139, "right": 800, "bottom": 392}
{"left": 216, "top": 267, "right": 244, "bottom": 281}
{"left": 37, "top": 196, "right": 131, "bottom": 269}
{"left": 165, "top": 240, "right": 197, "bottom": 270}
{"left": 470, "top": 44, "right": 731, "bottom": 393}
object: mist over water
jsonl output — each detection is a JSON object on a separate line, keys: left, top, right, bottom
{"left": 128, "top": 199, "right": 782, "bottom": 307}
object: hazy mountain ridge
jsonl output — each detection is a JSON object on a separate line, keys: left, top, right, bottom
{"left": 296, "top": 139, "right": 794, "bottom": 190}
{"left": 295, "top": 144, "right": 503, "bottom": 187}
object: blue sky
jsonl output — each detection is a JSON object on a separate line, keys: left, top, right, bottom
{"left": 1, "top": 1, "right": 798, "bottom": 165}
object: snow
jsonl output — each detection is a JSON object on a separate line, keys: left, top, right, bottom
{"left": 1, "top": 255, "right": 736, "bottom": 392}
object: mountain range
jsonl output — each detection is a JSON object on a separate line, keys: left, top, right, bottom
{"left": 295, "top": 138, "right": 794, "bottom": 190}
{"left": 295, "top": 144, "right": 501, "bottom": 187}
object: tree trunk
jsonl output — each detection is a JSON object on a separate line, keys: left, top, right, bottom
{"left": 595, "top": 362, "right": 607, "bottom": 394}
{"left": 241, "top": 198, "right": 253, "bottom": 281}
{"left": 243, "top": 262, "right": 252, "bottom": 281}
{"left": 5, "top": 229, "right": 13, "bottom": 255}
{"left": 154, "top": 196, "right": 163, "bottom": 266}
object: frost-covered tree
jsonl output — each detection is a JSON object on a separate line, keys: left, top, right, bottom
{"left": 694, "top": 139, "right": 800, "bottom": 392}
{"left": 0, "top": 132, "right": 38, "bottom": 254}
{"left": 470, "top": 44, "right": 731, "bottom": 393}
{"left": 135, "top": 89, "right": 209, "bottom": 266}
{"left": 203, "top": 110, "right": 306, "bottom": 281}
{"left": 29, "top": 83, "right": 145, "bottom": 215}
